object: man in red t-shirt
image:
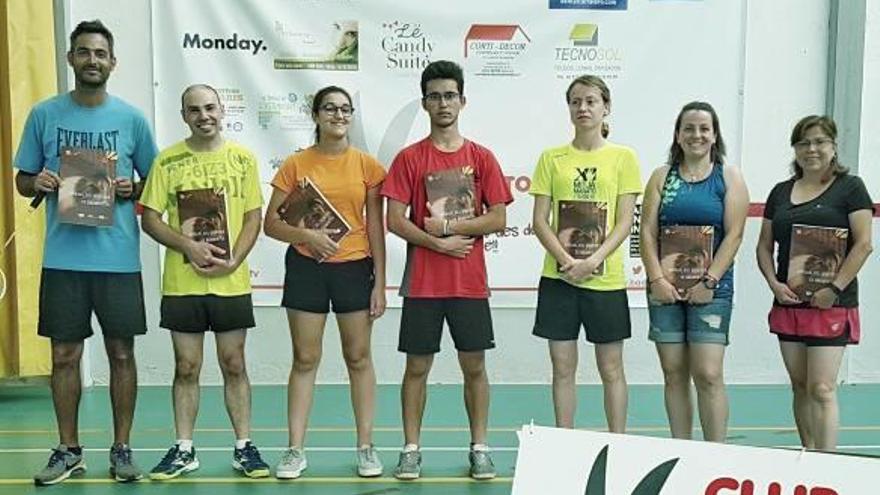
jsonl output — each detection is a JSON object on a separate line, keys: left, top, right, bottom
{"left": 381, "top": 60, "right": 513, "bottom": 481}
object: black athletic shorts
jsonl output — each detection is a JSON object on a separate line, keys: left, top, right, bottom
{"left": 777, "top": 329, "right": 850, "bottom": 347}
{"left": 533, "top": 277, "right": 631, "bottom": 344}
{"left": 398, "top": 298, "right": 495, "bottom": 354}
{"left": 281, "top": 246, "right": 374, "bottom": 314}
{"left": 160, "top": 294, "right": 255, "bottom": 333}
{"left": 38, "top": 268, "right": 147, "bottom": 342}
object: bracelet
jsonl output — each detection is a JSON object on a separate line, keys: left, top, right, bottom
{"left": 648, "top": 276, "right": 665, "bottom": 285}
{"left": 825, "top": 283, "right": 842, "bottom": 296}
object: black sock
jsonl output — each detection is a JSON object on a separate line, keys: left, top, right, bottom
{"left": 67, "top": 446, "right": 82, "bottom": 455}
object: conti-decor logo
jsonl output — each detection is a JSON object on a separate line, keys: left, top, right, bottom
{"left": 549, "top": 0, "right": 628, "bottom": 9}
{"left": 464, "top": 24, "right": 531, "bottom": 77}
{"left": 554, "top": 23, "right": 623, "bottom": 81}
{"left": 381, "top": 21, "right": 434, "bottom": 71}
{"left": 585, "top": 445, "right": 678, "bottom": 494}
{"left": 182, "top": 32, "right": 267, "bottom": 55}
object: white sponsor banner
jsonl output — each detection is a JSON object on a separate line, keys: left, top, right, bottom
{"left": 513, "top": 425, "right": 877, "bottom": 495}
{"left": 151, "top": 0, "right": 745, "bottom": 307}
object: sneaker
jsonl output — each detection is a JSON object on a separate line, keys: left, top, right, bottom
{"left": 109, "top": 443, "right": 143, "bottom": 482}
{"left": 232, "top": 441, "right": 270, "bottom": 478}
{"left": 275, "top": 447, "right": 307, "bottom": 479}
{"left": 393, "top": 450, "right": 422, "bottom": 480}
{"left": 469, "top": 449, "right": 496, "bottom": 480}
{"left": 33, "top": 445, "right": 87, "bottom": 486}
{"left": 356, "top": 445, "right": 383, "bottom": 477}
{"left": 149, "top": 445, "right": 200, "bottom": 480}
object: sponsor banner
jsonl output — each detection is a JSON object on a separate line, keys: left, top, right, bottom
{"left": 549, "top": 0, "right": 628, "bottom": 10}
{"left": 464, "top": 24, "right": 531, "bottom": 77}
{"left": 381, "top": 21, "right": 435, "bottom": 72}
{"left": 152, "top": 0, "right": 744, "bottom": 307}
{"left": 554, "top": 23, "right": 624, "bottom": 81}
{"left": 513, "top": 425, "right": 878, "bottom": 495}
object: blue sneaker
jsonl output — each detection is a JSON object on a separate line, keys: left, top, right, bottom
{"left": 150, "top": 444, "right": 200, "bottom": 480}
{"left": 232, "top": 442, "right": 270, "bottom": 478}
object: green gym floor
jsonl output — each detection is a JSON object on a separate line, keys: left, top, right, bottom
{"left": 0, "top": 384, "right": 878, "bottom": 494}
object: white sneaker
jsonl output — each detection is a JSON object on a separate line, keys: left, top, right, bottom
{"left": 356, "top": 445, "right": 383, "bottom": 477}
{"left": 275, "top": 448, "right": 307, "bottom": 479}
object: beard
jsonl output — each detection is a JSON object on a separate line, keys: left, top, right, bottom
{"left": 75, "top": 69, "right": 108, "bottom": 89}
{"left": 431, "top": 114, "right": 458, "bottom": 129}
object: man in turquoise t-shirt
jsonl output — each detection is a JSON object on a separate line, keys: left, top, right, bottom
{"left": 12, "top": 20, "right": 158, "bottom": 485}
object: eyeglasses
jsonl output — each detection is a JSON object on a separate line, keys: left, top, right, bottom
{"left": 423, "top": 92, "right": 461, "bottom": 103}
{"left": 793, "top": 138, "right": 834, "bottom": 150}
{"left": 320, "top": 104, "right": 354, "bottom": 116}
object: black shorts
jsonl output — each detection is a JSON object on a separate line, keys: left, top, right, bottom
{"left": 777, "top": 328, "right": 850, "bottom": 347}
{"left": 281, "top": 247, "right": 374, "bottom": 314}
{"left": 399, "top": 298, "right": 495, "bottom": 355}
{"left": 38, "top": 268, "right": 147, "bottom": 342}
{"left": 533, "top": 277, "right": 631, "bottom": 344}
{"left": 160, "top": 294, "right": 255, "bottom": 333}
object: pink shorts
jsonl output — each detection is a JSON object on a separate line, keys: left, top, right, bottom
{"left": 768, "top": 306, "right": 860, "bottom": 344}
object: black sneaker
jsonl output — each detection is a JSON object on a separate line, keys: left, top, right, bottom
{"left": 33, "top": 445, "right": 87, "bottom": 486}
{"left": 150, "top": 444, "right": 200, "bottom": 480}
{"left": 232, "top": 441, "right": 270, "bottom": 478}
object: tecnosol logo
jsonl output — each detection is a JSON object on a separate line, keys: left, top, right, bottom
{"left": 182, "top": 32, "right": 267, "bottom": 55}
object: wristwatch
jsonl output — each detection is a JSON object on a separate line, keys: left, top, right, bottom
{"left": 825, "top": 283, "right": 843, "bottom": 296}
{"left": 701, "top": 274, "right": 718, "bottom": 290}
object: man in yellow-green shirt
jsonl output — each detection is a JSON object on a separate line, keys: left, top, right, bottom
{"left": 139, "top": 84, "right": 268, "bottom": 480}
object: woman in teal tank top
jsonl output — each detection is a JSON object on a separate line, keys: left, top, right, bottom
{"left": 640, "top": 102, "right": 749, "bottom": 442}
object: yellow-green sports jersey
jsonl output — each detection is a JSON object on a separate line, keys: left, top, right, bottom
{"left": 140, "top": 140, "right": 264, "bottom": 296}
{"left": 530, "top": 142, "right": 642, "bottom": 291}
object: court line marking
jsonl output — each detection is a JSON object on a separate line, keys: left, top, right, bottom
{"left": 1, "top": 445, "right": 879, "bottom": 454}
{"left": 3, "top": 425, "right": 880, "bottom": 435}
{"left": 0, "top": 476, "right": 513, "bottom": 485}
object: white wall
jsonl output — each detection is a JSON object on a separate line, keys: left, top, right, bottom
{"left": 850, "top": 0, "right": 880, "bottom": 382}
{"left": 68, "top": 0, "right": 878, "bottom": 386}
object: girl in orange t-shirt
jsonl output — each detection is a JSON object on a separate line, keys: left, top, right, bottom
{"left": 264, "top": 85, "right": 386, "bottom": 479}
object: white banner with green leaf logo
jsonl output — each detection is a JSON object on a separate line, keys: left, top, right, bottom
{"left": 513, "top": 425, "right": 877, "bottom": 494}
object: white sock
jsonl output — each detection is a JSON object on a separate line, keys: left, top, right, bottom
{"left": 176, "top": 439, "right": 193, "bottom": 452}
{"left": 403, "top": 443, "right": 419, "bottom": 453}
{"left": 235, "top": 438, "right": 250, "bottom": 450}
{"left": 471, "top": 443, "right": 489, "bottom": 452}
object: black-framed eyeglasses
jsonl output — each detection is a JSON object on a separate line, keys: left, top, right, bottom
{"left": 423, "top": 92, "right": 461, "bottom": 103}
{"left": 793, "top": 138, "right": 834, "bottom": 150}
{"left": 320, "top": 104, "right": 354, "bottom": 116}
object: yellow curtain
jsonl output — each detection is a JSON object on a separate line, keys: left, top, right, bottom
{"left": 0, "top": 0, "right": 55, "bottom": 377}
